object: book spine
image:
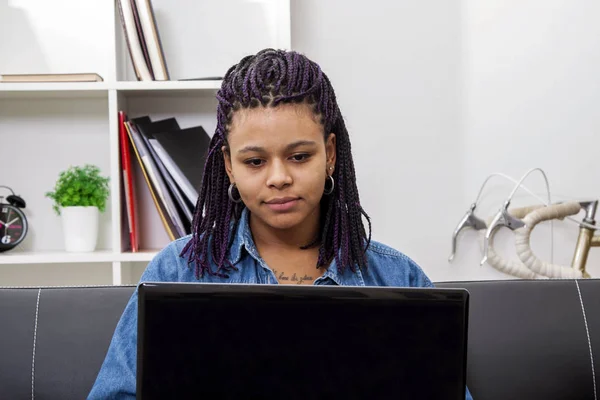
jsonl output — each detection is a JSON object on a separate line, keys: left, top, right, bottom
{"left": 130, "top": 0, "right": 155, "bottom": 80}
{"left": 135, "top": 0, "right": 169, "bottom": 80}
{"left": 117, "top": 0, "right": 153, "bottom": 81}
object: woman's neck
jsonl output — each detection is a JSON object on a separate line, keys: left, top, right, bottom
{"left": 249, "top": 208, "right": 320, "bottom": 251}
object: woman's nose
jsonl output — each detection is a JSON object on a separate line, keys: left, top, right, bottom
{"left": 266, "top": 159, "right": 293, "bottom": 189}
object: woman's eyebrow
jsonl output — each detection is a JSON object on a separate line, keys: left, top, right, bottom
{"left": 238, "top": 145, "right": 265, "bottom": 155}
{"left": 238, "top": 140, "right": 317, "bottom": 154}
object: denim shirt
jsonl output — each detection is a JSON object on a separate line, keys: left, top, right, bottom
{"left": 88, "top": 208, "right": 473, "bottom": 399}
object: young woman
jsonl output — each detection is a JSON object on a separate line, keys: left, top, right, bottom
{"left": 88, "top": 48, "right": 473, "bottom": 399}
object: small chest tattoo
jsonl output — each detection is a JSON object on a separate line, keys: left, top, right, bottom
{"left": 272, "top": 269, "right": 315, "bottom": 284}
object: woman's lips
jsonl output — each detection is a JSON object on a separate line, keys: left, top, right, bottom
{"left": 264, "top": 197, "right": 300, "bottom": 212}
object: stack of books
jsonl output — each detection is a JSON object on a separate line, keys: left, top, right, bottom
{"left": 117, "top": 0, "right": 169, "bottom": 81}
{"left": 119, "top": 111, "right": 211, "bottom": 251}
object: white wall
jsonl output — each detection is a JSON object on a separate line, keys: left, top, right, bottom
{"left": 291, "top": 0, "right": 600, "bottom": 282}
{"left": 0, "top": 0, "right": 115, "bottom": 80}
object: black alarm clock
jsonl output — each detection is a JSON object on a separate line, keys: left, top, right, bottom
{"left": 0, "top": 186, "right": 28, "bottom": 253}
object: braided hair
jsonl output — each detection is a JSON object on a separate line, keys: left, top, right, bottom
{"left": 180, "top": 48, "right": 371, "bottom": 279}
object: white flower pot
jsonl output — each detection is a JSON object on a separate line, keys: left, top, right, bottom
{"left": 61, "top": 206, "right": 99, "bottom": 252}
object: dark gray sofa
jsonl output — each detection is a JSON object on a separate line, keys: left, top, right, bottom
{"left": 1, "top": 279, "right": 598, "bottom": 399}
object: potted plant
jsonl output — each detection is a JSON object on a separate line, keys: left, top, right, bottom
{"left": 45, "top": 164, "right": 110, "bottom": 252}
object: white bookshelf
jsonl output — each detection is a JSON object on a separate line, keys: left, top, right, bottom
{"left": 0, "top": 0, "right": 291, "bottom": 287}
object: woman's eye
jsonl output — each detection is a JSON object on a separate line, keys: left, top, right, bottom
{"left": 291, "top": 153, "right": 311, "bottom": 162}
{"left": 244, "top": 159, "right": 264, "bottom": 167}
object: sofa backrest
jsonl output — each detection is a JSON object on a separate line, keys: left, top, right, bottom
{"left": 0, "top": 285, "right": 135, "bottom": 400}
{"left": 437, "top": 279, "right": 599, "bottom": 400}
{"left": 1, "top": 280, "right": 599, "bottom": 399}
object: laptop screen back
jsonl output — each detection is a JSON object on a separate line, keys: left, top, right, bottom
{"left": 138, "top": 283, "right": 468, "bottom": 400}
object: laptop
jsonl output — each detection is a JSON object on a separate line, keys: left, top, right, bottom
{"left": 137, "top": 282, "right": 469, "bottom": 399}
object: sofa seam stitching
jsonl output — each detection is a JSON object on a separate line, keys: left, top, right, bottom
{"left": 31, "top": 288, "right": 41, "bottom": 400}
{"left": 576, "top": 279, "right": 597, "bottom": 400}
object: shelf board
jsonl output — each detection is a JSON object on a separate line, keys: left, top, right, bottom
{"left": 0, "top": 250, "right": 116, "bottom": 264}
{"left": 0, "top": 80, "right": 222, "bottom": 99}
{"left": 118, "top": 250, "right": 160, "bottom": 262}
{"left": 0, "top": 82, "right": 110, "bottom": 99}
{"left": 115, "top": 80, "right": 222, "bottom": 97}
{"left": 0, "top": 250, "right": 159, "bottom": 265}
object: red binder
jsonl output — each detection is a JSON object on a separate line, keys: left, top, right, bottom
{"left": 119, "top": 111, "right": 139, "bottom": 252}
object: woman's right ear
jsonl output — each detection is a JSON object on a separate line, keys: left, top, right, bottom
{"left": 222, "top": 145, "right": 234, "bottom": 182}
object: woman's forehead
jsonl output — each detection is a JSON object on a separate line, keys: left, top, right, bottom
{"left": 228, "top": 104, "right": 323, "bottom": 148}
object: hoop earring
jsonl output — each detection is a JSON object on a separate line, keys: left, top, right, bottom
{"left": 228, "top": 183, "right": 242, "bottom": 203}
{"left": 324, "top": 175, "right": 335, "bottom": 195}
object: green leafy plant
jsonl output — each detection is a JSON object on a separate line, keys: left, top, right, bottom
{"left": 45, "top": 164, "right": 110, "bottom": 215}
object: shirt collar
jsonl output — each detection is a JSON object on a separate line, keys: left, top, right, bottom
{"left": 227, "top": 207, "right": 365, "bottom": 286}
{"left": 228, "top": 207, "right": 256, "bottom": 265}
{"left": 320, "top": 255, "right": 366, "bottom": 286}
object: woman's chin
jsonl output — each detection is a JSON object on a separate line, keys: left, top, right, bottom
{"left": 251, "top": 208, "right": 306, "bottom": 231}
{"left": 265, "top": 213, "right": 304, "bottom": 231}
